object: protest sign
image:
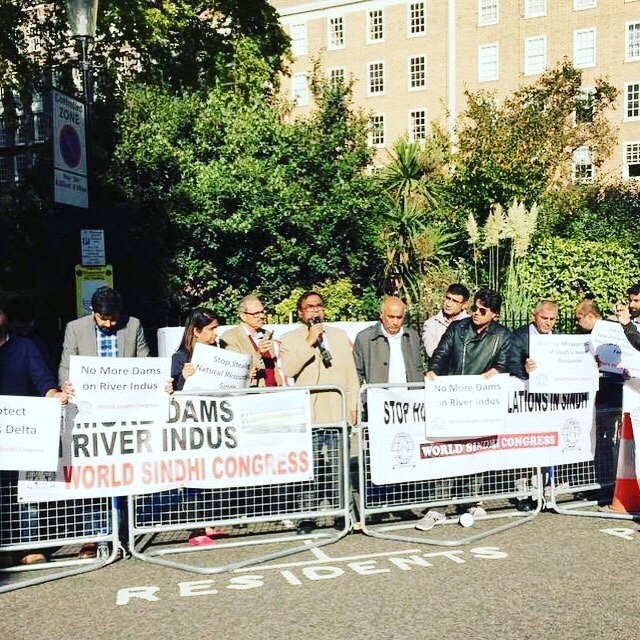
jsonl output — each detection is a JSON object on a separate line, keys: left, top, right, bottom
{"left": 590, "top": 319, "right": 640, "bottom": 378}
{"left": 529, "top": 334, "right": 599, "bottom": 393}
{"left": 182, "top": 343, "right": 251, "bottom": 391}
{"left": 69, "top": 355, "right": 171, "bottom": 423}
{"left": 425, "top": 374, "right": 509, "bottom": 438}
{"left": 18, "top": 390, "right": 313, "bottom": 500}
{"left": 0, "top": 396, "right": 61, "bottom": 471}
{"left": 369, "top": 378, "right": 594, "bottom": 485}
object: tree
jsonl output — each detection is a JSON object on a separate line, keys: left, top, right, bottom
{"left": 452, "top": 60, "right": 618, "bottom": 223}
{"left": 108, "top": 68, "right": 384, "bottom": 320}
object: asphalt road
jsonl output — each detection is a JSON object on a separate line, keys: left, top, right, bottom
{"left": 2, "top": 510, "right": 639, "bottom": 640}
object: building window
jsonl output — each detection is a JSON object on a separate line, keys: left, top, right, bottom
{"left": 409, "top": 109, "right": 427, "bottom": 141}
{"left": 627, "top": 22, "right": 640, "bottom": 61}
{"left": 0, "top": 156, "right": 12, "bottom": 183}
{"left": 329, "top": 67, "right": 346, "bottom": 87}
{"left": 409, "top": 55, "right": 427, "bottom": 90}
{"left": 478, "top": 43, "right": 499, "bottom": 81}
{"left": 574, "top": 28, "right": 596, "bottom": 68}
{"left": 574, "top": 0, "right": 596, "bottom": 9}
{"left": 408, "top": 2, "right": 426, "bottom": 36}
{"left": 524, "top": 0, "right": 546, "bottom": 18}
{"left": 573, "top": 146, "right": 594, "bottom": 183}
{"left": 368, "top": 61, "right": 385, "bottom": 95}
{"left": 625, "top": 142, "right": 640, "bottom": 178}
{"left": 369, "top": 113, "right": 385, "bottom": 147}
{"left": 291, "top": 74, "right": 309, "bottom": 106}
{"left": 15, "top": 152, "right": 30, "bottom": 182}
{"left": 0, "top": 118, "right": 7, "bottom": 148}
{"left": 478, "top": 0, "right": 498, "bottom": 26}
{"left": 626, "top": 83, "right": 640, "bottom": 120}
{"left": 524, "top": 36, "right": 546, "bottom": 75}
{"left": 575, "top": 88, "right": 595, "bottom": 123}
{"left": 367, "top": 10, "right": 384, "bottom": 43}
{"left": 290, "top": 22, "right": 307, "bottom": 57}
{"left": 328, "top": 16, "right": 345, "bottom": 49}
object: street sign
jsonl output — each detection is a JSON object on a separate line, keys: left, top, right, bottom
{"left": 53, "top": 90, "right": 88, "bottom": 209}
{"left": 81, "top": 229, "right": 105, "bottom": 266}
{"left": 75, "top": 264, "right": 113, "bottom": 318}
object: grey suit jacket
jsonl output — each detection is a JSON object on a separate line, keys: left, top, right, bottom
{"left": 58, "top": 314, "right": 149, "bottom": 384}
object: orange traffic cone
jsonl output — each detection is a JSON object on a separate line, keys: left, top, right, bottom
{"left": 609, "top": 412, "right": 640, "bottom": 514}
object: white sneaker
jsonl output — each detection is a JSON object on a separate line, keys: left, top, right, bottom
{"left": 467, "top": 505, "right": 486, "bottom": 518}
{"left": 415, "top": 510, "right": 446, "bottom": 531}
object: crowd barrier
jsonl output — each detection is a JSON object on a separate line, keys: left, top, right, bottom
{"left": 128, "top": 386, "right": 350, "bottom": 574}
{"left": 546, "top": 404, "right": 627, "bottom": 519}
{"left": 356, "top": 382, "right": 542, "bottom": 546}
{"left": 0, "top": 481, "right": 119, "bottom": 594}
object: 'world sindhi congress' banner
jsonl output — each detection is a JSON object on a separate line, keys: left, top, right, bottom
{"left": 368, "top": 377, "right": 595, "bottom": 485}
{"left": 18, "top": 391, "right": 313, "bottom": 501}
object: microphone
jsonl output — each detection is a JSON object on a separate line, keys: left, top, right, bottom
{"left": 307, "top": 316, "right": 332, "bottom": 368}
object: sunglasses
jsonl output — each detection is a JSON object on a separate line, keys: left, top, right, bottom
{"left": 470, "top": 304, "right": 490, "bottom": 316}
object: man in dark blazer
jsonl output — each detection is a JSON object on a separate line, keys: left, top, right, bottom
{"left": 508, "top": 299, "right": 558, "bottom": 380}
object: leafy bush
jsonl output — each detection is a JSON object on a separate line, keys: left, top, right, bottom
{"left": 517, "top": 237, "right": 640, "bottom": 314}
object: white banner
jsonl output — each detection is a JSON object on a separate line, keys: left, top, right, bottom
{"left": 69, "top": 355, "right": 171, "bottom": 423}
{"left": 529, "top": 334, "right": 599, "bottom": 393}
{"left": 590, "top": 319, "right": 640, "bottom": 378}
{"left": 368, "top": 379, "right": 595, "bottom": 485}
{"left": 182, "top": 343, "right": 251, "bottom": 391}
{"left": 0, "top": 397, "right": 62, "bottom": 471}
{"left": 424, "top": 374, "right": 509, "bottom": 438}
{"left": 18, "top": 390, "right": 313, "bottom": 500}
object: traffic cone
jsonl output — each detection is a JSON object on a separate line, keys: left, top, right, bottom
{"left": 609, "top": 412, "right": 640, "bottom": 514}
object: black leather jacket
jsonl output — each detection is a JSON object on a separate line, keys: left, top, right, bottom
{"left": 508, "top": 324, "right": 530, "bottom": 380}
{"left": 429, "top": 317, "right": 512, "bottom": 376}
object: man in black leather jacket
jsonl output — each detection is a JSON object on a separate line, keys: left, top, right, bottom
{"left": 427, "top": 288, "right": 511, "bottom": 379}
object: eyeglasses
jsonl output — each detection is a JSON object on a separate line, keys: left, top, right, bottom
{"left": 242, "top": 310, "right": 266, "bottom": 317}
{"left": 470, "top": 305, "right": 489, "bottom": 316}
{"left": 444, "top": 295, "right": 465, "bottom": 304}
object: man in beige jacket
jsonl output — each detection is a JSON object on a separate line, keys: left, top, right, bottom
{"left": 279, "top": 291, "right": 358, "bottom": 425}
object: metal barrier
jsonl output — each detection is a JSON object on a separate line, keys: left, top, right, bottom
{"left": 546, "top": 404, "right": 629, "bottom": 519}
{"left": 128, "top": 386, "right": 350, "bottom": 574}
{"left": 0, "top": 401, "right": 121, "bottom": 592}
{"left": 357, "top": 382, "right": 542, "bottom": 546}
{"left": 0, "top": 475, "right": 120, "bottom": 593}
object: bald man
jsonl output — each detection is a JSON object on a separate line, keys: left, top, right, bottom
{"left": 353, "top": 296, "right": 423, "bottom": 385}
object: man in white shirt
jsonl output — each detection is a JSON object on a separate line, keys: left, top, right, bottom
{"left": 421, "top": 284, "right": 470, "bottom": 358}
{"left": 354, "top": 296, "right": 423, "bottom": 386}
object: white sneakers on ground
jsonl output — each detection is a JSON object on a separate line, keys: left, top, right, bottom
{"left": 415, "top": 510, "right": 446, "bottom": 531}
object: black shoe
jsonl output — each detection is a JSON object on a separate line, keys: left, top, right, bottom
{"left": 296, "top": 519, "right": 316, "bottom": 534}
{"left": 515, "top": 499, "right": 534, "bottom": 512}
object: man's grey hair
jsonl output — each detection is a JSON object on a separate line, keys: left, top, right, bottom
{"left": 238, "top": 295, "right": 262, "bottom": 315}
{"left": 533, "top": 299, "right": 558, "bottom": 314}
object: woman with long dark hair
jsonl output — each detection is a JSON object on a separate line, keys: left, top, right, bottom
{"left": 171, "top": 307, "right": 219, "bottom": 391}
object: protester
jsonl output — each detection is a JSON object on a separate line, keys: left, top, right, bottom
{"left": 0, "top": 299, "right": 67, "bottom": 566}
{"left": 58, "top": 286, "right": 150, "bottom": 559}
{"left": 220, "top": 295, "right": 280, "bottom": 386}
{"left": 353, "top": 296, "right": 422, "bottom": 521}
{"left": 574, "top": 298, "right": 601, "bottom": 334}
{"left": 508, "top": 299, "right": 558, "bottom": 511}
{"left": 508, "top": 299, "right": 558, "bottom": 380}
{"left": 417, "top": 288, "right": 511, "bottom": 531}
{"left": 280, "top": 291, "right": 359, "bottom": 531}
{"left": 354, "top": 296, "right": 423, "bottom": 385}
{"left": 169, "top": 307, "right": 223, "bottom": 545}
{"left": 421, "top": 283, "right": 469, "bottom": 358}
{"left": 280, "top": 291, "right": 358, "bottom": 425}
{"left": 172, "top": 307, "right": 219, "bottom": 391}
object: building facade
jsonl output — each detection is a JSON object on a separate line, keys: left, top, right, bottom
{"left": 273, "top": 0, "right": 640, "bottom": 180}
